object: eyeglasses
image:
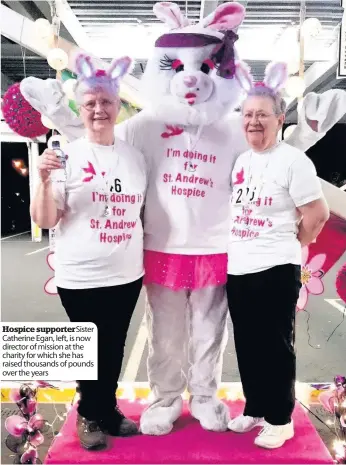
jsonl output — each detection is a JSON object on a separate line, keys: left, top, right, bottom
{"left": 243, "top": 112, "right": 276, "bottom": 122}
{"left": 82, "top": 99, "right": 117, "bottom": 111}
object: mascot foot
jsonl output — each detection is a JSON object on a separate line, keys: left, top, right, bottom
{"left": 140, "top": 396, "right": 183, "bottom": 436}
{"left": 189, "top": 395, "right": 230, "bottom": 431}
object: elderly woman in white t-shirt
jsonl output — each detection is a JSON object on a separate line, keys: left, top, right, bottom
{"left": 30, "top": 55, "right": 146, "bottom": 450}
{"left": 226, "top": 63, "right": 329, "bottom": 449}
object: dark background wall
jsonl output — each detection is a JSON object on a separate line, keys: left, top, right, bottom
{"left": 1, "top": 142, "right": 46, "bottom": 235}
{"left": 284, "top": 123, "right": 346, "bottom": 188}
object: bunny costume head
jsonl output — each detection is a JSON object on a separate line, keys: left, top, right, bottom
{"left": 73, "top": 54, "right": 132, "bottom": 102}
{"left": 142, "top": 1, "right": 246, "bottom": 126}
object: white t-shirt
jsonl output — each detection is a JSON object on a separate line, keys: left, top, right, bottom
{"left": 115, "top": 111, "right": 248, "bottom": 254}
{"left": 227, "top": 142, "right": 323, "bottom": 275}
{"left": 51, "top": 137, "right": 147, "bottom": 289}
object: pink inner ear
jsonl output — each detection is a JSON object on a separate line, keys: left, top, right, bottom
{"left": 208, "top": 3, "right": 245, "bottom": 30}
{"left": 154, "top": 2, "right": 186, "bottom": 28}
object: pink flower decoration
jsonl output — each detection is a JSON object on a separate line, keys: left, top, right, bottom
{"left": 296, "top": 246, "right": 326, "bottom": 311}
{"left": 44, "top": 252, "right": 57, "bottom": 296}
{"left": 10, "top": 388, "right": 37, "bottom": 417}
{"left": 336, "top": 263, "right": 346, "bottom": 303}
{"left": 10, "top": 388, "right": 25, "bottom": 404}
{"left": 318, "top": 389, "right": 335, "bottom": 414}
{"left": 34, "top": 381, "right": 57, "bottom": 389}
{"left": 95, "top": 69, "right": 106, "bottom": 77}
{"left": 5, "top": 414, "right": 44, "bottom": 447}
{"left": 5, "top": 415, "right": 27, "bottom": 437}
{"left": 2, "top": 83, "right": 49, "bottom": 138}
{"left": 21, "top": 447, "right": 38, "bottom": 464}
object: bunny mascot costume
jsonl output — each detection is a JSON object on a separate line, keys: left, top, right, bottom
{"left": 21, "top": 2, "right": 346, "bottom": 436}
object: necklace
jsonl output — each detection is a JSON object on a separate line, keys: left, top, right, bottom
{"left": 243, "top": 143, "right": 279, "bottom": 207}
{"left": 185, "top": 125, "right": 204, "bottom": 172}
{"left": 88, "top": 139, "right": 118, "bottom": 217}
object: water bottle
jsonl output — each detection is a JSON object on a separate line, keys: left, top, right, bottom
{"left": 50, "top": 140, "right": 67, "bottom": 183}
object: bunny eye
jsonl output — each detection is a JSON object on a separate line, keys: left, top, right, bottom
{"left": 172, "top": 59, "right": 184, "bottom": 73}
{"left": 201, "top": 59, "right": 215, "bottom": 74}
{"left": 159, "top": 55, "right": 185, "bottom": 72}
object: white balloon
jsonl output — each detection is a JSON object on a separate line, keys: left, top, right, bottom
{"left": 62, "top": 79, "right": 77, "bottom": 100}
{"left": 283, "top": 124, "right": 297, "bottom": 139}
{"left": 302, "top": 18, "right": 322, "bottom": 38}
{"left": 35, "top": 18, "right": 52, "bottom": 40}
{"left": 287, "top": 59, "right": 300, "bottom": 75}
{"left": 41, "top": 115, "right": 55, "bottom": 130}
{"left": 272, "top": 29, "right": 300, "bottom": 76}
{"left": 47, "top": 48, "right": 69, "bottom": 71}
{"left": 285, "top": 76, "right": 306, "bottom": 98}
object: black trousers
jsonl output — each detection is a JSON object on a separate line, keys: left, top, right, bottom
{"left": 226, "top": 264, "right": 301, "bottom": 425}
{"left": 57, "top": 278, "right": 142, "bottom": 421}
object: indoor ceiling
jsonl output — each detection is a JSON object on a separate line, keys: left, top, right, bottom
{"left": 1, "top": 0, "right": 345, "bottom": 121}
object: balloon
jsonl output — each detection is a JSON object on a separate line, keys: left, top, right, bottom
{"left": 10, "top": 388, "right": 24, "bottom": 404}
{"left": 5, "top": 414, "right": 45, "bottom": 447}
{"left": 5, "top": 415, "right": 28, "bottom": 437}
{"left": 21, "top": 447, "right": 38, "bottom": 464}
{"left": 336, "top": 264, "right": 346, "bottom": 303}
{"left": 28, "top": 414, "right": 45, "bottom": 433}
{"left": 318, "top": 390, "right": 335, "bottom": 414}
{"left": 2, "top": 83, "right": 49, "bottom": 138}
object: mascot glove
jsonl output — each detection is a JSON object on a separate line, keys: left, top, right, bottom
{"left": 301, "top": 89, "right": 346, "bottom": 134}
{"left": 20, "top": 77, "right": 68, "bottom": 115}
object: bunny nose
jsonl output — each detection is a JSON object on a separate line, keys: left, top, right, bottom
{"left": 184, "top": 76, "right": 197, "bottom": 88}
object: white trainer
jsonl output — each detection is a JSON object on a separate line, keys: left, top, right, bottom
{"left": 254, "top": 421, "right": 294, "bottom": 449}
{"left": 228, "top": 415, "right": 265, "bottom": 433}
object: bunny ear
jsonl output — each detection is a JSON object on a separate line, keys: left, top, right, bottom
{"left": 153, "top": 2, "right": 190, "bottom": 29}
{"left": 108, "top": 56, "right": 132, "bottom": 80}
{"left": 263, "top": 62, "right": 288, "bottom": 92}
{"left": 75, "top": 54, "right": 94, "bottom": 79}
{"left": 202, "top": 2, "right": 245, "bottom": 31}
{"left": 235, "top": 61, "right": 254, "bottom": 93}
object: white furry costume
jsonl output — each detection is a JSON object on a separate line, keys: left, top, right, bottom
{"left": 21, "top": 1, "right": 346, "bottom": 436}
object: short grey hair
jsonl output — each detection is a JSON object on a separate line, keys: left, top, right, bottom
{"left": 242, "top": 86, "right": 287, "bottom": 116}
{"left": 74, "top": 82, "right": 119, "bottom": 106}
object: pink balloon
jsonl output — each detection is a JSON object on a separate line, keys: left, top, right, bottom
{"left": 30, "top": 431, "right": 44, "bottom": 447}
{"left": 22, "top": 398, "right": 37, "bottom": 417}
{"left": 35, "top": 381, "right": 56, "bottom": 388}
{"left": 5, "top": 415, "right": 27, "bottom": 437}
{"left": 9, "top": 388, "right": 24, "bottom": 404}
{"left": 21, "top": 447, "right": 38, "bottom": 464}
{"left": 319, "top": 390, "right": 335, "bottom": 414}
{"left": 28, "top": 414, "right": 44, "bottom": 432}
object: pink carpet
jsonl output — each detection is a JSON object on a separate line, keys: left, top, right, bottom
{"left": 44, "top": 400, "right": 333, "bottom": 464}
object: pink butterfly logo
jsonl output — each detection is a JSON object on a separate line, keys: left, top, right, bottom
{"left": 233, "top": 167, "right": 244, "bottom": 185}
{"left": 161, "top": 125, "right": 184, "bottom": 139}
{"left": 82, "top": 161, "right": 97, "bottom": 182}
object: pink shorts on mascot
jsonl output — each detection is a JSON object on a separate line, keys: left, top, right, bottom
{"left": 21, "top": 2, "right": 346, "bottom": 436}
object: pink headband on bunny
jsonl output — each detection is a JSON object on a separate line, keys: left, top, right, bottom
{"left": 235, "top": 61, "right": 288, "bottom": 95}
{"left": 74, "top": 54, "right": 132, "bottom": 97}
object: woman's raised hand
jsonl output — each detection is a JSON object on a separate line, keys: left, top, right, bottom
{"left": 38, "top": 149, "right": 62, "bottom": 183}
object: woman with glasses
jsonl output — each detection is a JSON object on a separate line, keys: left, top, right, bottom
{"left": 226, "top": 63, "right": 329, "bottom": 448}
{"left": 30, "top": 54, "right": 147, "bottom": 450}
